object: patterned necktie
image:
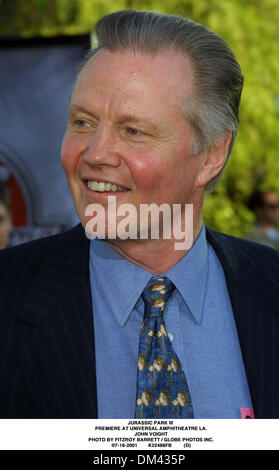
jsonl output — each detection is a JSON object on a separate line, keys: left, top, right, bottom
{"left": 135, "top": 276, "right": 194, "bottom": 419}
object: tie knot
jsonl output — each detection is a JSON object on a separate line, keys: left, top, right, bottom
{"left": 142, "top": 276, "right": 175, "bottom": 318}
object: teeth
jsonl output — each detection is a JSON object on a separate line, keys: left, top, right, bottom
{"left": 87, "top": 180, "right": 128, "bottom": 192}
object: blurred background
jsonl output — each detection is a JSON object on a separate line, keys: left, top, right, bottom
{"left": 0, "top": 0, "right": 279, "bottom": 247}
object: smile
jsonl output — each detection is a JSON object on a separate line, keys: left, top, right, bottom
{"left": 87, "top": 180, "right": 129, "bottom": 192}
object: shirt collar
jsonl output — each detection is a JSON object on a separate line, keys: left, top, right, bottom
{"left": 90, "top": 223, "right": 208, "bottom": 327}
{"left": 164, "top": 223, "right": 208, "bottom": 324}
{"left": 90, "top": 240, "right": 151, "bottom": 327}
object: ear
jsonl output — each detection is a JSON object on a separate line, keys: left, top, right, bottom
{"left": 195, "top": 131, "right": 232, "bottom": 189}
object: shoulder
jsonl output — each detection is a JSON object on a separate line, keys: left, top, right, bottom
{"left": 0, "top": 224, "right": 86, "bottom": 285}
{"left": 0, "top": 225, "right": 73, "bottom": 262}
{"left": 206, "top": 226, "right": 279, "bottom": 276}
{"left": 207, "top": 226, "right": 279, "bottom": 254}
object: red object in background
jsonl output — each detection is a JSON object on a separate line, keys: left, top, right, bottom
{"left": 0, "top": 161, "right": 28, "bottom": 227}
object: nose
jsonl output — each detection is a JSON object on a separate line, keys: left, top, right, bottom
{"left": 82, "top": 125, "right": 121, "bottom": 168}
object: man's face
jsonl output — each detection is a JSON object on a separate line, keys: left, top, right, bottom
{"left": 0, "top": 202, "right": 12, "bottom": 249}
{"left": 61, "top": 48, "right": 208, "bottom": 236}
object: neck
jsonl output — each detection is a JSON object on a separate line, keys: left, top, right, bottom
{"left": 106, "top": 204, "right": 203, "bottom": 274}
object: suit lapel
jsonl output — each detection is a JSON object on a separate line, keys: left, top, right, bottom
{"left": 15, "top": 224, "right": 98, "bottom": 418}
{"left": 206, "top": 228, "right": 278, "bottom": 418}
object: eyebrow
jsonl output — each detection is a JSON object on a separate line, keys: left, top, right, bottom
{"left": 69, "top": 104, "right": 96, "bottom": 117}
{"left": 117, "top": 113, "right": 159, "bottom": 130}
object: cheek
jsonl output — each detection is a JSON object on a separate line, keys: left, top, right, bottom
{"left": 60, "top": 137, "right": 80, "bottom": 178}
{"left": 127, "top": 148, "right": 169, "bottom": 192}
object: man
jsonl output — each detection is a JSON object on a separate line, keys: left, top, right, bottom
{"left": 244, "top": 190, "right": 279, "bottom": 249}
{"left": 0, "top": 182, "right": 12, "bottom": 249}
{"left": 0, "top": 10, "right": 278, "bottom": 419}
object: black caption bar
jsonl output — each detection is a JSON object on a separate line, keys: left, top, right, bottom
{"left": 0, "top": 450, "right": 275, "bottom": 466}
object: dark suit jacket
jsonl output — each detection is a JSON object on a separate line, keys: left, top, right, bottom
{"left": 0, "top": 223, "right": 279, "bottom": 418}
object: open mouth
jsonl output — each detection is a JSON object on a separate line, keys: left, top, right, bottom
{"left": 86, "top": 180, "right": 130, "bottom": 193}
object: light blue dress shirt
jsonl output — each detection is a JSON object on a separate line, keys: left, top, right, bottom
{"left": 89, "top": 224, "right": 253, "bottom": 418}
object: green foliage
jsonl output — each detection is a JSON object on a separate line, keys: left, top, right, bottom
{"left": 1, "top": 0, "right": 279, "bottom": 236}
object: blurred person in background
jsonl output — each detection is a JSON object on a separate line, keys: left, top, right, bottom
{"left": 0, "top": 182, "right": 12, "bottom": 249}
{"left": 244, "top": 190, "right": 279, "bottom": 250}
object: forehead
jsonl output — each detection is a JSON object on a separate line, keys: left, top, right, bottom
{"left": 72, "top": 48, "right": 194, "bottom": 114}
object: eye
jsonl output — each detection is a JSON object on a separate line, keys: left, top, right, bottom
{"left": 75, "top": 119, "right": 90, "bottom": 127}
{"left": 126, "top": 127, "right": 142, "bottom": 136}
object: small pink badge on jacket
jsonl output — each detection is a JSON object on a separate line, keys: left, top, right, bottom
{"left": 240, "top": 408, "right": 255, "bottom": 419}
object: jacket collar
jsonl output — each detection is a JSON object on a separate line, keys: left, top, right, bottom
{"left": 16, "top": 224, "right": 90, "bottom": 325}
{"left": 206, "top": 226, "right": 278, "bottom": 297}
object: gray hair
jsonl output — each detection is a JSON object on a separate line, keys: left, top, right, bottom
{"left": 80, "top": 9, "right": 244, "bottom": 193}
